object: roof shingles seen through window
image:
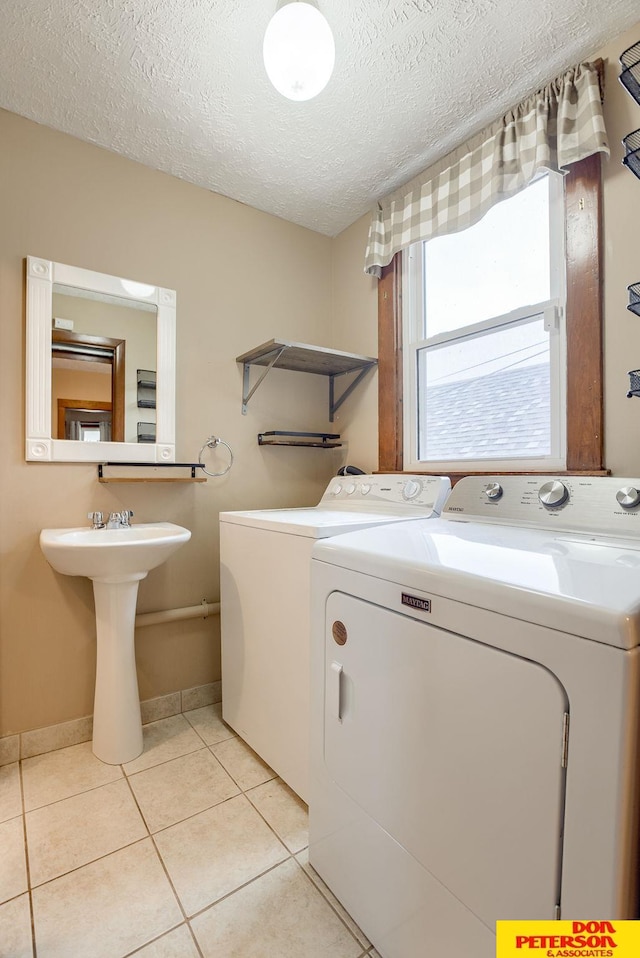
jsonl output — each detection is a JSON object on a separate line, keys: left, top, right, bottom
{"left": 422, "top": 364, "right": 550, "bottom": 460}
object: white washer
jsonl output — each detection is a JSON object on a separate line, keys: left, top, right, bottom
{"left": 219, "top": 474, "right": 450, "bottom": 802}
{"left": 309, "top": 475, "right": 640, "bottom": 958}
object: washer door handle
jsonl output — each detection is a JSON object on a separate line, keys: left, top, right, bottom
{"left": 330, "top": 661, "right": 343, "bottom": 723}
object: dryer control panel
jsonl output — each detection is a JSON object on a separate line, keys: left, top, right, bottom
{"left": 443, "top": 475, "right": 640, "bottom": 537}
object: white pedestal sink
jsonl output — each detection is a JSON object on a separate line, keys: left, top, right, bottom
{"left": 40, "top": 522, "right": 191, "bottom": 765}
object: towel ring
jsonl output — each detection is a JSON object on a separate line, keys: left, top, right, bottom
{"left": 198, "top": 435, "right": 234, "bottom": 477}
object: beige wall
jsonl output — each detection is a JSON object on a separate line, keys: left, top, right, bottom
{"left": 329, "top": 216, "right": 379, "bottom": 472}
{"left": 0, "top": 107, "right": 342, "bottom": 737}
{"left": 330, "top": 20, "right": 640, "bottom": 479}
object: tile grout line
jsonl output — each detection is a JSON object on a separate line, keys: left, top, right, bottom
{"left": 123, "top": 708, "right": 238, "bottom": 779}
{"left": 233, "top": 765, "right": 369, "bottom": 950}
{"left": 24, "top": 835, "right": 156, "bottom": 895}
{"left": 17, "top": 759, "right": 38, "bottom": 958}
{"left": 185, "top": 854, "right": 296, "bottom": 923}
{"left": 20, "top": 770, "right": 124, "bottom": 815}
{"left": 144, "top": 745, "right": 295, "bottom": 933}
{"left": 176, "top": 719, "right": 370, "bottom": 948}
{"left": 204, "top": 745, "right": 278, "bottom": 796}
{"left": 185, "top": 921, "right": 207, "bottom": 958}
{"left": 120, "top": 769, "right": 208, "bottom": 958}
{"left": 120, "top": 922, "right": 194, "bottom": 958}
{"left": 120, "top": 727, "right": 299, "bottom": 949}
{"left": 124, "top": 742, "right": 210, "bottom": 780}
{"left": 122, "top": 768, "right": 210, "bottom": 958}
{"left": 292, "top": 853, "right": 372, "bottom": 952}
{"left": 189, "top": 753, "right": 370, "bottom": 953}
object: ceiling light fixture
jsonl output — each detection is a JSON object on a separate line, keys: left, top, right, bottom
{"left": 263, "top": 0, "right": 335, "bottom": 102}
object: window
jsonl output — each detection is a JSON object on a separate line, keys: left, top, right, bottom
{"left": 377, "top": 154, "right": 604, "bottom": 478}
{"left": 403, "top": 173, "right": 566, "bottom": 472}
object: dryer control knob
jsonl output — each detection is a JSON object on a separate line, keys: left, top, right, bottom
{"left": 538, "top": 480, "right": 569, "bottom": 507}
{"left": 360, "top": 483, "right": 372, "bottom": 495}
{"left": 616, "top": 486, "right": 640, "bottom": 509}
{"left": 484, "top": 482, "right": 503, "bottom": 501}
{"left": 403, "top": 479, "right": 422, "bottom": 500}
{"left": 346, "top": 483, "right": 357, "bottom": 495}
{"left": 330, "top": 483, "right": 342, "bottom": 496}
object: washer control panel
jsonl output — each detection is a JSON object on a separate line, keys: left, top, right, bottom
{"left": 321, "top": 474, "right": 450, "bottom": 513}
{"left": 443, "top": 475, "right": 640, "bottom": 536}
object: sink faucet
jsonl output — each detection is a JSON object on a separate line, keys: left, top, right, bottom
{"left": 106, "top": 510, "right": 134, "bottom": 529}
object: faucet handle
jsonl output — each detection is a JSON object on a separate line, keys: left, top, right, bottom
{"left": 120, "top": 510, "right": 134, "bottom": 527}
{"left": 88, "top": 511, "right": 105, "bottom": 529}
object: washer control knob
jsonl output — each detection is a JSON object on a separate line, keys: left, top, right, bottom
{"left": 616, "top": 486, "right": 640, "bottom": 509}
{"left": 538, "top": 480, "right": 569, "bottom": 507}
{"left": 403, "top": 479, "right": 422, "bottom": 500}
{"left": 360, "top": 483, "right": 372, "bottom": 495}
{"left": 484, "top": 482, "right": 503, "bottom": 501}
{"left": 346, "top": 483, "right": 357, "bottom": 495}
{"left": 330, "top": 483, "right": 342, "bottom": 496}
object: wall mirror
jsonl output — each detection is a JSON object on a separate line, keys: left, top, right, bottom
{"left": 26, "top": 257, "right": 176, "bottom": 462}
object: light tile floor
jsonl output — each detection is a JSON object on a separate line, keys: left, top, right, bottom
{"left": 0, "top": 705, "right": 381, "bottom": 958}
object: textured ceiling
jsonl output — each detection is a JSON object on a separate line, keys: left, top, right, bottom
{"left": 0, "top": 0, "right": 638, "bottom": 236}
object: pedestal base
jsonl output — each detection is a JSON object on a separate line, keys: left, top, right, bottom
{"left": 91, "top": 574, "right": 146, "bottom": 765}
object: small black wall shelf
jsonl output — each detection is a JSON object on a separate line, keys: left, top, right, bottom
{"left": 137, "top": 369, "right": 157, "bottom": 409}
{"left": 97, "top": 462, "right": 206, "bottom": 482}
{"left": 628, "top": 283, "right": 640, "bottom": 317}
{"left": 137, "top": 422, "right": 156, "bottom": 443}
{"left": 258, "top": 431, "right": 342, "bottom": 448}
{"left": 622, "top": 130, "right": 640, "bottom": 180}
{"left": 627, "top": 370, "right": 640, "bottom": 398}
{"left": 620, "top": 41, "right": 640, "bottom": 104}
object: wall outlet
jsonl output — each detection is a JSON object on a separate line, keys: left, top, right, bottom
{"left": 53, "top": 317, "right": 74, "bottom": 330}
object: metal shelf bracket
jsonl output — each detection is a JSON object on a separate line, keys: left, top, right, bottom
{"left": 329, "top": 364, "right": 376, "bottom": 422}
{"left": 241, "top": 346, "right": 288, "bottom": 414}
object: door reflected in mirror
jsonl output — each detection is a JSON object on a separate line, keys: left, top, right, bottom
{"left": 58, "top": 399, "right": 113, "bottom": 441}
{"left": 51, "top": 288, "right": 156, "bottom": 443}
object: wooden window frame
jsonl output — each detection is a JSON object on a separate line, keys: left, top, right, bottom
{"left": 378, "top": 152, "right": 605, "bottom": 480}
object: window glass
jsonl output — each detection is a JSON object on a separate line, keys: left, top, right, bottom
{"left": 417, "top": 316, "right": 551, "bottom": 461}
{"left": 422, "top": 176, "right": 551, "bottom": 338}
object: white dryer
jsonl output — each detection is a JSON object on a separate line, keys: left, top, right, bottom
{"left": 309, "top": 475, "right": 640, "bottom": 958}
{"left": 219, "top": 474, "right": 450, "bottom": 802}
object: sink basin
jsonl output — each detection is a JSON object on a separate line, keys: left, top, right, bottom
{"left": 40, "top": 521, "right": 191, "bottom": 765}
{"left": 40, "top": 522, "right": 191, "bottom": 580}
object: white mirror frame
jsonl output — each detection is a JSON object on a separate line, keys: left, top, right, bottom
{"left": 26, "top": 256, "right": 176, "bottom": 463}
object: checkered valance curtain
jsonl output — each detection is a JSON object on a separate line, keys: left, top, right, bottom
{"left": 364, "top": 61, "right": 608, "bottom": 276}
